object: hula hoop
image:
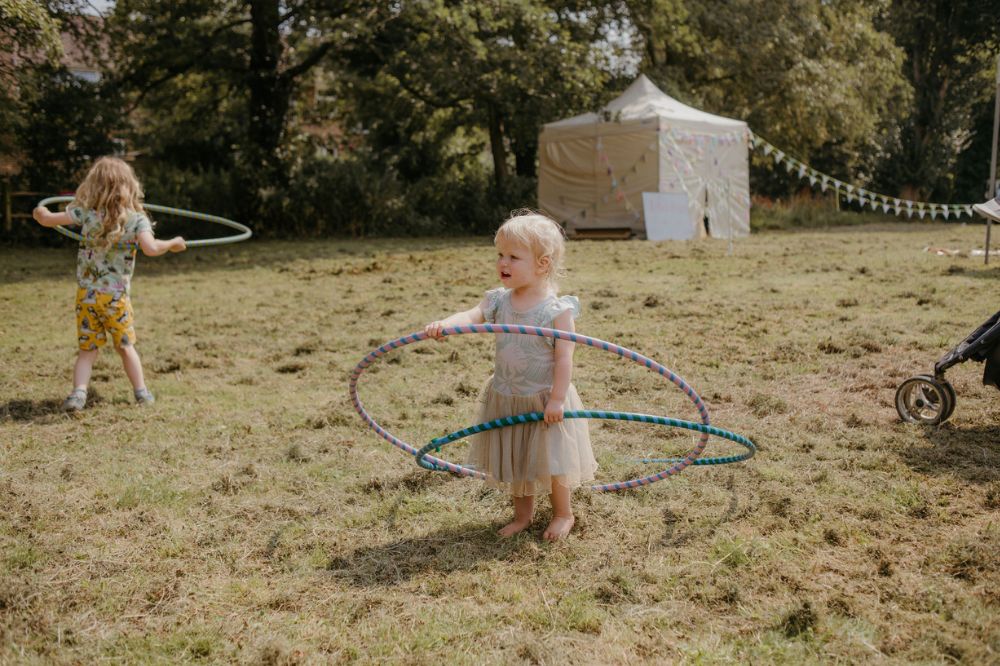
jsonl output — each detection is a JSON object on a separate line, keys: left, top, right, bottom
{"left": 349, "top": 324, "right": 756, "bottom": 492}
{"left": 416, "top": 410, "right": 756, "bottom": 474}
{"left": 37, "top": 196, "right": 252, "bottom": 248}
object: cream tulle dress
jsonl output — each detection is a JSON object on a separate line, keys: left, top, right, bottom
{"left": 468, "top": 288, "right": 598, "bottom": 496}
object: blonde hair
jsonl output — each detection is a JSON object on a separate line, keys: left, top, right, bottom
{"left": 72, "top": 157, "right": 148, "bottom": 249}
{"left": 494, "top": 209, "right": 566, "bottom": 287}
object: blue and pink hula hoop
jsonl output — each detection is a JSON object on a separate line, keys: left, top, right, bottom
{"left": 349, "top": 324, "right": 755, "bottom": 492}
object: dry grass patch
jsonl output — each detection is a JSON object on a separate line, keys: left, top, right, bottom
{"left": 2, "top": 225, "right": 1000, "bottom": 662}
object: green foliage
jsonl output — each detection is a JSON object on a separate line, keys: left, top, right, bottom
{"left": 341, "top": 2, "right": 615, "bottom": 189}
{"left": 135, "top": 160, "right": 237, "bottom": 219}
{"left": 0, "top": 0, "right": 63, "bottom": 67}
{"left": 106, "top": 0, "right": 370, "bottom": 231}
{"left": 286, "top": 150, "right": 535, "bottom": 237}
{"left": 14, "top": 66, "right": 121, "bottom": 190}
{"left": 877, "top": 0, "right": 1000, "bottom": 200}
{"left": 628, "top": 0, "right": 911, "bottom": 197}
{"left": 749, "top": 195, "right": 886, "bottom": 231}
{"left": 6, "top": 0, "right": 996, "bottom": 240}
{"left": 0, "top": 0, "right": 63, "bottom": 157}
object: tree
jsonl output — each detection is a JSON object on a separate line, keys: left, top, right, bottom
{"left": 106, "top": 0, "right": 372, "bottom": 229}
{"left": 0, "top": 0, "right": 63, "bottom": 158}
{"left": 15, "top": 66, "right": 121, "bottom": 190}
{"left": 627, "top": 0, "right": 911, "bottom": 193}
{"left": 341, "top": 1, "right": 619, "bottom": 193}
{"left": 878, "top": 0, "right": 1000, "bottom": 200}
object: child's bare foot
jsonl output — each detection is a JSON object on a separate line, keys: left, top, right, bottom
{"left": 542, "top": 514, "right": 575, "bottom": 541}
{"left": 498, "top": 518, "right": 533, "bottom": 537}
{"left": 499, "top": 496, "right": 535, "bottom": 537}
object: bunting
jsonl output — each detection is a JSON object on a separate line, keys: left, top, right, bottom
{"left": 750, "top": 133, "right": 979, "bottom": 220}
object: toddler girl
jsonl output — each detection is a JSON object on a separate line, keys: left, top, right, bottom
{"left": 425, "top": 211, "right": 597, "bottom": 541}
{"left": 33, "top": 156, "right": 186, "bottom": 411}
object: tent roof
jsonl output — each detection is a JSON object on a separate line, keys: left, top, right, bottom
{"left": 544, "top": 74, "right": 746, "bottom": 133}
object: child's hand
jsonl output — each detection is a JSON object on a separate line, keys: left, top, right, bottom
{"left": 544, "top": 397, "right": 565, "bottom": 424}
{"left": 32, "top": 207, "right": 47, "bottom": 225}
{"left": 424, "top": 321, "right": 446, "bottom": 340}
{"left": 169, "top": 237, "right": 187, "bottom": 252}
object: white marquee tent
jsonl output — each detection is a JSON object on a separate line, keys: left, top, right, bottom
{"left": 538, "top": 74, "right": 751, "bottom": 239}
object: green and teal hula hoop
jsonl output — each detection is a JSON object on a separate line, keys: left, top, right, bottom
{"left": 37, "top": 196, "right": 252, "bottom": 248}
{"left": 350, "top": 324, "right": 756, "bottom": 492}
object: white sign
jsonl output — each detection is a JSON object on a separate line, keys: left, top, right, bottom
{"left": 642, "top": 192, "right": 695, "bottom": 241}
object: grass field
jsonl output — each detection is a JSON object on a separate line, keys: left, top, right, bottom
{"left": 2, "top": 221, "right": 999, "bottom": 663}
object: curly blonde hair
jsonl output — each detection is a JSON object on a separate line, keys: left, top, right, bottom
{"left": 494, "top": 209, "right": 567, "bottom": 288}
{"left": 72, "top": 157, "right": 148, "bottom": 249}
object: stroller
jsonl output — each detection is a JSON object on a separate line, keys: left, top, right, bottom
{"left": 895, "top": 310, "right": 1000, "bottom": 425}
{"left": 896, "top": 197, "right": 1000, "bottom": 424}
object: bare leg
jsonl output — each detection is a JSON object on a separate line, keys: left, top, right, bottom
{"left": 116, "top": 344, "right": 147, "bottom": 391}
{"left": 498, "top": 494, "right": 535, "bottom": 537}
{"left": 72, "top": 348, "right": 100, "bottom": 390}
{"left": 543, "top": 479, "right": 575, "bottom": 542}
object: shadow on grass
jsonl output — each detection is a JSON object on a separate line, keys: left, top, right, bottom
{"left": 901, "top": 423, "right": 1000, "bottom": 483}
{"left": 660, "top": 470, "right": 745, "bottom": 547}
{"left": 326, "top": 522, "right": 533, "bottom": 587}
{"left": 0, "top": 389, "right": 106, "bottom": 422}
{"left": 0, "top": 397, "right": 67, "bottom": 422}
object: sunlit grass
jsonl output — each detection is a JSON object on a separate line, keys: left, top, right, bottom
{"left": 1, "top": 222, "right": 999, "bottom": 662}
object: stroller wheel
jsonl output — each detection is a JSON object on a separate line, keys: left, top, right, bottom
{"left": 913, "top": 374, "right": 957, "bottom": 422}
{"left": 895, "top": 375, "right": 952, "bottom": 425}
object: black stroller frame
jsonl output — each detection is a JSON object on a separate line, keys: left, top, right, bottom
{"left": 895, "top": 309, "right": 1000, "bottom": 424}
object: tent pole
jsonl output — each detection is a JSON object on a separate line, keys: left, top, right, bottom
{"left": 727, "top": 181, "right": 734, "bottom": 255}
{"left": 985, "top": 54, "right": 1000, "bottom": 266}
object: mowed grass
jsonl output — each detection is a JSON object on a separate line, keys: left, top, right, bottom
{"left": 2, "top": 222, "right": 999, "bottom": 663}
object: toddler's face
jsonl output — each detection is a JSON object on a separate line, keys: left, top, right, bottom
{"left": 495, "top": 239, "right": 544, "bottom": 290}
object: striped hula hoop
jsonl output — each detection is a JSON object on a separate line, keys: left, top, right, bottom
{"left": 37, "top": 196, "right": 252, "bottom": 248}
{"left": 350, "top": 324, "right": 755, "bottom": 492}
{"left": 416, "top": 411, "right": 755, "bottom": 477}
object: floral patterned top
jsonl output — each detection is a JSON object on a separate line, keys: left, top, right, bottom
{"left": 481, "top": 287, "right": 581, "bottom": 396}
{"left": 68, "top": 206, "right": 152, "bottom": 294}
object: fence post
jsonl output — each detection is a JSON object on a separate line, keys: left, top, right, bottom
{"left": 3, "top": 176, "right": 10, "bottom": 234}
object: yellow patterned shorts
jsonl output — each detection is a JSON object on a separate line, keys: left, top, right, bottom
{"left": 75, "top": 288, "right": 137, "bottom": 350}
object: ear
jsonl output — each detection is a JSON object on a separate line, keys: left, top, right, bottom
{"left": 536, "top": 254, "right": 551, "bottom": 274}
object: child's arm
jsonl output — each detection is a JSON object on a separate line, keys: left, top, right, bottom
{"left": 32, "top": 207, "right": 73, "bottom": 227}
{"left": 137, "top": 231, "right": 186, "bottom": 256}
{"left": 545, "top": 310, "right": 575, "bottom": 424}
{"left": 424, "top": 301, "right": 487, "bottom": 340}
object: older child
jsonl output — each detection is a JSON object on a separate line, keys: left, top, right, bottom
{"left": 33, "top": 156, "right": 186, "bottom": 411}
{"left": 425, "top": 211, "right": 597, "bottom": 541}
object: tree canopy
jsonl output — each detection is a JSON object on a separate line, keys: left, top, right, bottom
{"left": 5, "top": 0, "right": 999, "bottom": 235}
